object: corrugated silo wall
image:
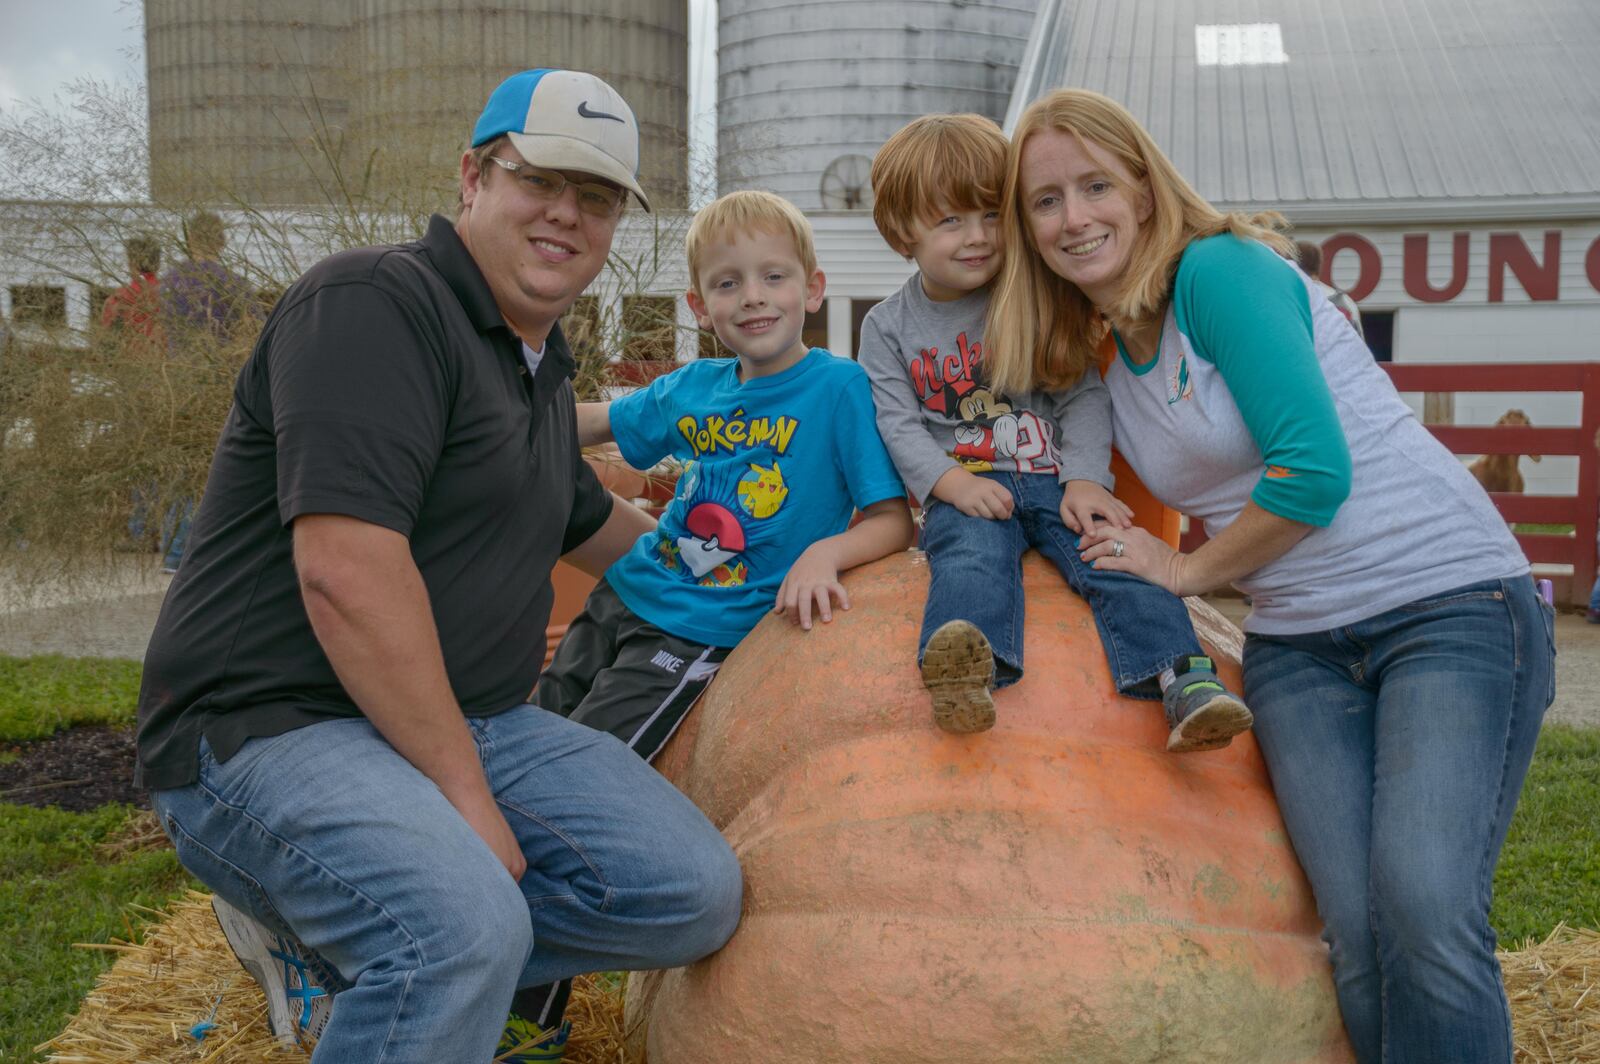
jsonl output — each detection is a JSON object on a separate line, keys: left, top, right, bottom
{"left": 351, "top": 0, "right": 689, "bottom": 209}
{"left": 718, "top": 0, "right": 1038, "bottom": 207}
{"left": 145, "top": 0, "right": 352, "bottom": 206}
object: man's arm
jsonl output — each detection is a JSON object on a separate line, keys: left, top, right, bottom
{"left": 561, "top": 492, "right": 657, "bottom": 576}
{"left": 293, "top": 513, "right": 526, "bottom": 880}
{"left": 773, "top": 497, "right": 915, "bottom": 629}
{"left": 577, "top": 401, "right": 613, "bottom": 447}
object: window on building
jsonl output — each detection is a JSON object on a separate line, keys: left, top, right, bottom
{"left": 1195, "top": 24, "right": 1288, "bottom": 66}
{"left": 850, "top": 299, "right": 883, "bottom": 361}
{"left": 1362, "top": 310, "right": 1395, "bottom": 362}
{"left": 562, "top": 296, "right": 602, "bottom": 353}
{"left": 10, "top": 285, "right": 67, "bottom": 328}
{"left": 802, "top": 307, "right": 828, "bottom": 354}
{"left": 621, "top": 295, "right": 676, "bottom": 362}
{"left": 697, "top": 327, "right": 730, "bottom": 360}
{"left": 88, "top": 285, "right": 117, "bottom": 325}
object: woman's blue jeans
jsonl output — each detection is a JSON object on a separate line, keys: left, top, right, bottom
{"left": 1243, "top": 575, "right": 1555, "bottom": 1064}
{"left": 151, "top": 707, "right": 742, "bottom": 1063}
{"left": 918, "top": 471, "right": 1203, "bottom": 696}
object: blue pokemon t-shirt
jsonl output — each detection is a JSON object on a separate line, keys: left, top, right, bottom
{"left": 606, "top": 348, "right": 905, "bottom": 647}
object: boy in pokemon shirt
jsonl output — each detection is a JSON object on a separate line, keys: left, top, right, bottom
{"left": 544, "top": 189, "right": 910, "bottom": 765}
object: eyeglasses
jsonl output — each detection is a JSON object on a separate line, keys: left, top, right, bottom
{"left": 486, "top": 156, "right": 626, "bottom": 218}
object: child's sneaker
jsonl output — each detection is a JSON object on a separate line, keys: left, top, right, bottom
{"left": 1163, "top": 655, "right": 1254, "bottom": 753}
{"left": 210, "top": 894, "right": 332, "bottom": 1047}
{"left": 497, "top": 1015, "right": 571, "bottom": 1062}
{"left": 922, "top": 619, "right": 996, "bottom": 733}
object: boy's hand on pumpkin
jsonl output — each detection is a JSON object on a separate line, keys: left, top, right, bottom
{"left": 775, "top": 542, "right": 849, "bottom": 630}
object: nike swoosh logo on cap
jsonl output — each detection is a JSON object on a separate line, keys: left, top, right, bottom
{"left": 577, "top": 101, "right": 625, "bottom": 123}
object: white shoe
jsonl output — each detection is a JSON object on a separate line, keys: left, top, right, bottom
{"left": 210, "top": 894, "right": 332, "bottom": 1047}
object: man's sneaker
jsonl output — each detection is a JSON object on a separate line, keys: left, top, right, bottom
{"left": 1163, "top": 655, "right": 1254, "bottom": 754}
{"left": 497, "top": 1015, "right": 571, "bottom": 1062}
{"left": 922, "top": 619, "right": 996, "bottom": 734}
{"left": 1586, "top": 607, "right": 1600, "bottom": 624}
{"left": 210, "top": 894, "right": 332, "bottom": 1047}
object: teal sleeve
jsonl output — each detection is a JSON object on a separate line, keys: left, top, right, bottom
{"left": 1174, "top": 236, "right": 1352, "bottom": 527}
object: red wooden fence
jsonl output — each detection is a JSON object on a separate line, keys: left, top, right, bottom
{"left": 1179, "top": 362, "right": 1600, "bottom": 607}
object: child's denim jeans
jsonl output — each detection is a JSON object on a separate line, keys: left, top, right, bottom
{"left": 917, "top": 471, "right": 1203, "bottom": 697}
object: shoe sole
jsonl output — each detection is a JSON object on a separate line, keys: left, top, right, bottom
{"left": 922, "top": 620, "right": 996, "bottom": 734}
{"left": 1167, "top": 695, "right": 1254, "bottom": 754}
{"left": 211, "top": 895, "right": 301, "bottom": 1048}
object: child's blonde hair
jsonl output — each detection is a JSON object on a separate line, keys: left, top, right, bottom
{"left": 686, "top": 190, "right": 817, "bottom": 296}
{"left": 985, "top": 89, "right": 1292, "bottom": 397}
{"left": 870, "top": 114, "right": 1009, "bottom": 256}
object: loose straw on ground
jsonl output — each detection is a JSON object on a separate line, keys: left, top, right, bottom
{"left": 38, "top": 891, "right": 634, "bottom": 1063}
{"left": 40, "top": 892, "right": 1600, "bottom": 1063}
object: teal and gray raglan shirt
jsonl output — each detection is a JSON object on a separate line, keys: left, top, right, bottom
{"left": 1104, "top": 233, "right": 1527, "bottom": 635}
{"left": 858, "top": 274, "right": 1114, "bottom": 506}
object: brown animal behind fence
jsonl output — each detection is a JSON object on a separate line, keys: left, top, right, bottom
{"left": 1468, "top": 409, "right": 1541, "bottom": 494}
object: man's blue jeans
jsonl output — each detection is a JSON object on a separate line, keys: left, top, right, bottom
{"left": 1242, "top": 576, "right": 1554, "bottom": 1064}
{"left": 918, "top": 471, "right": 1203, "bottom": 696}
{"left": 152, "top": 707, "right": 742, "bottom": 1063}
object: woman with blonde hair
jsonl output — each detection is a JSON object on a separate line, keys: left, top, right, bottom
{"left": 988, "top": 88, "right": 1551, "bottom": 1063}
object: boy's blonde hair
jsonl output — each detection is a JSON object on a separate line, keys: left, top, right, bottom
{"left": 870, "top": 114, "right": 1008, "bottom": 256}
{"left": 985, "top": 89, "right": 1292, "bottom": 397}
{"left": 686, "top": 190, "right": 817, "bottom": 296}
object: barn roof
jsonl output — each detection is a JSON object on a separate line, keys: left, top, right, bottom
{"left": 1005, "top": 0, "right": 1600, "bottom": 222}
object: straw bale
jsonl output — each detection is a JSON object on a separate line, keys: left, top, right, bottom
{"left": 42, "top": 892, "right": 1598, "bottom": 1063}
{"left": 39, "top": 891, "right": 636, "bottom": 1063}
{"left": 1505, "top": 924, "right": 1600, "bottom": 1063}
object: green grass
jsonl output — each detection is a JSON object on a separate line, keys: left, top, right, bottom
{"left": 0, "top": 803, "right": 194, "bottom": 1063}
{"left": 1492, "top": 724, "right": 1600, "bottom": 944}
{"left": 0, "top": 655, "right": 141, "bottom": 740}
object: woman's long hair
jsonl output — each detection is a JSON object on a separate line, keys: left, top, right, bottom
{"left": 985, "top": 89, "right": 1291, "bottom": 397}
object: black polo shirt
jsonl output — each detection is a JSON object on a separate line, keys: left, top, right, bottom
{"left": 135, "top": 214, "right": 613, "bottom": 790}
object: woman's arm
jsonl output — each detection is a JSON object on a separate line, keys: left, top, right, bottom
{"left": 1079, "top": 501, "right": 1311, "bottom": 597}
{"left": 1083, "top": 237, "right": 1351, "bottom": 594}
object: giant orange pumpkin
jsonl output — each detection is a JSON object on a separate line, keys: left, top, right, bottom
{"left": 629, "top": 550, "right": 1354, "bottom": 1063}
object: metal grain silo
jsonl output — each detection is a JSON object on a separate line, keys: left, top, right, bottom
{"left": 719, "top": 0, "right": 1038, "bottom": 208}
{"left": 145, "top": 0, "right": 353, "bottom": 205}
{"left": 351, "top": 0, "right": 689, "bottom": 208}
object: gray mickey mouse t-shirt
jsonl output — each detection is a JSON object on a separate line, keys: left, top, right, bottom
{"left": 857, "top": 274, "right": 1113, "bottom": 505}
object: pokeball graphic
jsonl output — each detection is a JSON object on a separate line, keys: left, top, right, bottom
{"left": 675, "top": 502, "right": 747, "bottom": 578}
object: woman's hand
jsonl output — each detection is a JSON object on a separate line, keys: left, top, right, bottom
{"left": 1078, "top": 524, "right": 1189, "bottom": 596}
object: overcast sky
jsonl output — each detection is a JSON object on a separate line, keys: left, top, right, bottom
{"left": 0, "top": 0, "right": 717, "bottom": 202}
{"left": 0, "top": 0, "right": 143, "bottom": 111}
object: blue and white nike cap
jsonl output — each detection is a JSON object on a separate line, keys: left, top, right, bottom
{"left": 473, "top": 69, "right": 650, "bottom": 212}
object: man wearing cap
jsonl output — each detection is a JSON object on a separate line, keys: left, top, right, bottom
{"left": 134, "top": 69, "right": 742, "bottom": 1062}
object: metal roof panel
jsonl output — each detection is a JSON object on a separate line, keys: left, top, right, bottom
{"left": 1008, "top": 0, "right": 1600, "bottom": 211}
